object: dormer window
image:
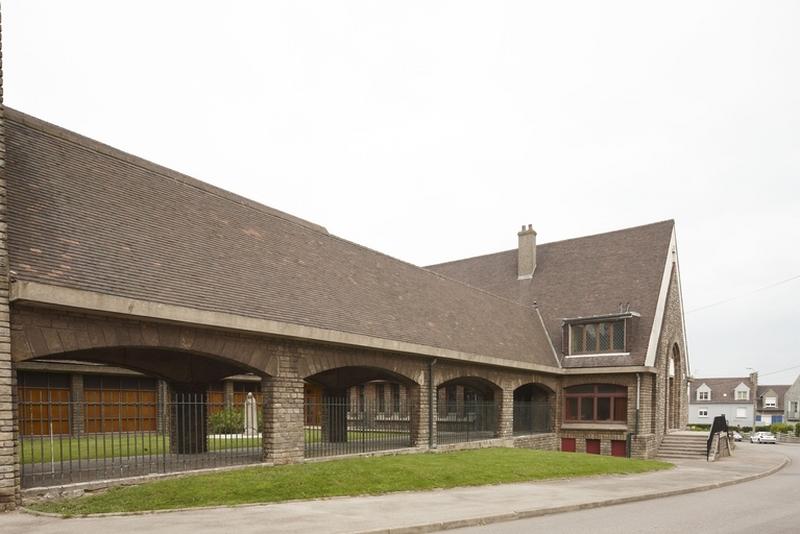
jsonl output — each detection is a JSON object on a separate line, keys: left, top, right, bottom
{"left": 570, "top": 320, "right": 625, "bottom": 354}
{"left": 735, "top": 390, "right": 749, "bottom": 401}
{"left": 765, "top": 397, "right": 777, "bottom": 408}
{"left": 697, "top": 390, "right": 710, "bottom": 401}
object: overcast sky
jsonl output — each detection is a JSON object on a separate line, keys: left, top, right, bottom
{"left": 4, "top": 1, "right": 799, "bottom": 384}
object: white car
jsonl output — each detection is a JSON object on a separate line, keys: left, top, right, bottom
{"left": 732, "top": 431, "right": 743, "bottom": 442}
{"left": 750, "top": 431, "right": 777, "bottom": 444}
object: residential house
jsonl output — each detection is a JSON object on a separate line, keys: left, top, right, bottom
{"left": 784, "top": 375, "right": 800, "bottom": 423}
{"left": 756, "top": 385, "right": 791, "bottom": 425}
{"left": 688, "top": 375, "right": 757, "bottom": 426}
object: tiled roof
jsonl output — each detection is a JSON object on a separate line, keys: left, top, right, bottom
{"left": 757, "top": 385, "right": 791, "bottom": 411}
{"left": 690, "top": 377, "right": 754, "bottom": 405}
{"left": 426, "top": 220, "right": 674, "bottom": 367}
{"left": 5, "top": 109, "right": 556, "bottom": 367}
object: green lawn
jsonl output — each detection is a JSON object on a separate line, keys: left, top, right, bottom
{"left": 23, "top": 429, "right": 407, "bottom": 464}
{"left": 22, "top": 435, "right": 261, "bottom": 464}
{"left": 30, "top": 448, "right": 672, "bottom": 516}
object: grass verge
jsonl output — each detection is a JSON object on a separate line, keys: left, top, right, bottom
{"left": 30, "top": 448, "right": 672, "bottom": 516}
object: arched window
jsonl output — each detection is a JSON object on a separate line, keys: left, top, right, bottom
{"left": 564, "top": 384, "right": 627, "bottom": 423}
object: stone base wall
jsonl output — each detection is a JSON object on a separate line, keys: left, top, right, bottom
{"left": 631, "top": 433, "right": 658, "bottom": 459}
{"left": 512, "top": 433, "right": 558, "bottom": 451}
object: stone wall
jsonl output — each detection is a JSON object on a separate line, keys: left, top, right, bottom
{"left": 0, "top": 9, "right": 20, "bottom": 511}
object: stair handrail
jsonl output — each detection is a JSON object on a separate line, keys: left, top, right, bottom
{"left": 707, "top": 415, "right": 729, "bottom": 461}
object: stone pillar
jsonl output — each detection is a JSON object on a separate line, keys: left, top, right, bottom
{"left": 496, "top": 386, "right": 514, "bottom": 439}
{"left": 410, "top": 382, "right": 428, "bottom": 448}
{"left": 156, "top": 380, "right": 169, "bottom": 434}
{"left": 70, "top": 374, "right": 84, "bottom": 436}
{"left": 169, "top": 384, "right": 208, "bottom": 454}
{"left": 321, "top": 388, "right": 348, "bottom": 443}
{"left": 223, "top": 380, "right": 234, "bottom": 409}
{"left": 262, "top": 349, "right": 304, "bottom": 465}
{"left": 0, "top": 9, "right": 21, "bottom": 510}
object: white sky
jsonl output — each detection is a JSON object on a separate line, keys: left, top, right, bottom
{"left": 4, "top": 1, "right": 799, "bottom": 384}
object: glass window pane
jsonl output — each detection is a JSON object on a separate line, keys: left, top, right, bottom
{"left": 580, "top": 397, "right": 594, "bottom": 420}
{"left": 566, "top": 397, "right": 578, "bottom": 420}
{"left": 585, "top": 324, "right": 597, "bottom": 352}
{"left": 571, "top": 325, "right": 584, "bottom": 353}
{"left": 597, "top": 397, "right": 611, "bottom": 420}
{"left": 567, "top": 385, "right": 594, "bottom": 394}
{"left": 613, "top": 398, "right": 627, "bottom": 421}
{"left": 612, "top": 320, "right": 625, "bottom": 350}
{"left": 598, "top": 322, "right": 610, "bottom": 351}
{"left": 597, "top": 384, "right": 625, "bottom": 394}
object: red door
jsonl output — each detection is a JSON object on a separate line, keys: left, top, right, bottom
{"left": 611, "top": 440, "right": 627, "bottom": 457}
{"left": 561, "top": 437, "right": 576, "bottom": 452}
{"left": 586, "top": 439, "right": 601, "bottom": 454}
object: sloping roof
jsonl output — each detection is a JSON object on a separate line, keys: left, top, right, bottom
{"left": 426, "top": 220, "right": 674, "bottom": 367}
{"left": 757, "top": 385, "right": 791, "bottom": 411}
{"left": 5, "top": 108, "right": 556, "bottom": 367}
{"left": 689, "top": 377, "right": 753, "bottom": 404}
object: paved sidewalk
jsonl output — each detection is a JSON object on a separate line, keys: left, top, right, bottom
{"left": 0, "top": 444, "right": 788, "bottom": 534}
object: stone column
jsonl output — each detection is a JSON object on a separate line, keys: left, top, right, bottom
{"left": 69, "top": 374, "right": 84, "bottom": 436}
{"left": 321, "top": 388, "right": 348, "bottom": 443}
{"left": 223, "top": 380, "right": 234, "bottom": 409}
{"left": 262, "top": 348, "right": 304, "bottom": 465}
{"left": 496, "top": 386, "right": 514, "bottom": 439}
{"left": 169, "top": 383, "right": 208, "bottom": 454}
{"left": 409, "top": 382, "right": 428, "bottom": 449}
{"left": 0, "top": 9, "right": 21, "bottom": 510}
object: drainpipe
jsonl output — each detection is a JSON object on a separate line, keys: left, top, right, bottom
{"left": 429, "top": 359, "right": 437, "bottom": 449}
{"left": 628, "top": 373, "right": 641, "bottom": 458}
{"left": 635, "top": 372, "right": 641, "bottom": 435}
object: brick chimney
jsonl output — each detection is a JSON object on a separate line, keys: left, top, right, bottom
{"left": 517, "top": 224, "right": 536, "bottom": 280}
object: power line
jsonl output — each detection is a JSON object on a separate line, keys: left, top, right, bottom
{"left": 758, "top": 363, "right": 800, "bottom": 378}
{"left": 687, "top": 273, "right": 800, "bottom": 314}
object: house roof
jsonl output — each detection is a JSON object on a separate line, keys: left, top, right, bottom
{"left": 757, "top": 385, "right": 791, "bottom": 411}
{"left": 5, "top": 109, "right": 556, "bottom": 368}
{"left": 426, "top": 220, "right": 675, "bottom": 367}
{"left": 689, "top": 377, "right": 754, "bottom": 405}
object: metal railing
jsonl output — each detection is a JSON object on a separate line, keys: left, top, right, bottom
{"left": 20, "top": 393, "right": 263, "bottom": 488}
{"left": 436, "top": 401, "right": 497, "bottom": 445}
{"left": 512, "top": 401, "right": 552, "bottom": 435}
{"left": 304, "top": 399, "right": 414, "bottom": 458}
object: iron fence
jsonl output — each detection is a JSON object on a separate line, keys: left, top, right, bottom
{"left": 512, "top": 401, "right": 552, "bottom": 435}
{"left": 436, "top": 400, "right": 497, "bottom": 444}
{"left": 19, "top": 393, "right": 263, "bottom": 488}
{"left": 304, "top": 399, "right": 414, "bottom": 458}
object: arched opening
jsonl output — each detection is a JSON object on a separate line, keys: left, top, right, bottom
{"left": 436, "top": 377, "right": 500, "bottom": 444}
{"left": 512, "top": 383, "right": 554, "bottom": 435}
{"left": 303, "top": 366, "right": 420, "bottom": 458}
{"left": 17, "top": 347, "right": 269, "bottom": 488}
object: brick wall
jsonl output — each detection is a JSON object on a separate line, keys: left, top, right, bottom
{"left": 0, "top": 9, "right": 20, "bottom": 510}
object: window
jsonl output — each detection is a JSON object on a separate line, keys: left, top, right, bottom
{"left": 735, "top": 390, "right": 749, "bottom": 401}
{"left": 736, "top": 408, "right": 746, "bottom": 419}
{"left": 698, "top": 409, "right": 708, "bottom": 418}
{"left": 564, "top": 384, "right": 627, "bottom": 423}
{"left": 570, "top": 321, "right": 625, "bottom": 354}
{"left": 376, "top": 383, "right": 385, "bottom": 413}
{"left": 791, "top": 401, "right": 799, "bottom": 416}
{"left": 697, "top": 390, "right": 710, "bottom": 401}
{"left": 765, "top": 397, "right": 777, "bottom": 408}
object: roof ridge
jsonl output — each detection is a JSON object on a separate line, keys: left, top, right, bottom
{"left": 426, "top": 220, "right": 675, "bottom": 269}
{"left": 4, "top": 108, "right": 329, "bottom": 235}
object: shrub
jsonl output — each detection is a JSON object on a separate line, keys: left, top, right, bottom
{"left": 770, "top": 422, "right": 793, "bottom": 435}
{"left": 689, "top": 424, "right": 710, "bottom": 432}
{"left": 740, "top": 426, "right": 752, "bottom": 432}
{"left": 209, "top": 408, "right": 244, "bottom": 434}
{"left": 795, "top": 423, "right": 800, "bottom": 437}
{"left": 755, "top": 425, "right": 770, "bottom": 432}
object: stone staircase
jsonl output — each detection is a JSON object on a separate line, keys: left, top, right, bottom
{"left": 657, "top": 431, "right": 708, "bottom": 460}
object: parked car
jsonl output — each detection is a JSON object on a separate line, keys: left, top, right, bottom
{"left": 750, "top": 431, "right": 777, "bottom": 444}
{"left": 732, "top": 431, "right": 743, "bottom": 442}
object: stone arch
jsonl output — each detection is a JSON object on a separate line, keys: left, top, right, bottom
{"left": 11, "top": 306, "right": 276, "bottom": 382}
{"left": 298, "top": 347, "right": 424, "bottom": 386}
{"left": 512, "top": 382, "right": 555, "bottom": 435}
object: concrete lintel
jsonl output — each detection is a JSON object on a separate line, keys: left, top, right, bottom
{"left": 11, "top": 281, "right": 563, "bottom": 375}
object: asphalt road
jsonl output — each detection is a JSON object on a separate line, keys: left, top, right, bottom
{"left": 453, "top": 442, "right": 799, "bottom": 534}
